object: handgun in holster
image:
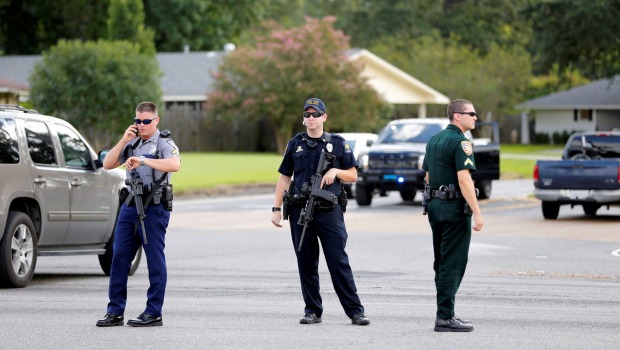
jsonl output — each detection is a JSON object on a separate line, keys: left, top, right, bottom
{"left": 438, "top": 184, "right": 452, "bottom": 201}
{"left": 282, "top": 180, "right": 294, "bottom": 220}
{"left": 338, "top": 184, "right": 348, "bottom": 213}
{"left": 421, "top": 184, "right": 431, "bottom": 215}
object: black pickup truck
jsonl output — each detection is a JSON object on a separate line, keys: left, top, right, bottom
{"left": 355, "top": 118, "right": 500, "bottom": 206}
{"left": 533, "top": 131, "right": 620, "bottom": 219}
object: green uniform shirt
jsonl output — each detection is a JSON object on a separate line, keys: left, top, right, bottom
{"left": 422, "top": 124, "right": 476, "bottom": 189}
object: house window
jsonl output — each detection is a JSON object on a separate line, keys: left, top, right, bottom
{"left": 573, "top": 109, "right": 593, "bottom": 122}
{"left": 580, "top": 109, "right": 592, "bottom": 122}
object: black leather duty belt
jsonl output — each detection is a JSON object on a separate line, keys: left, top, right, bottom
{"left": 430, "top": 189, "right": 464, "bottom": 199}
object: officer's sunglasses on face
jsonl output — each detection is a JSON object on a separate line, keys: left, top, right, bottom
{"left": 303, "top": 111, "right": 324, "bottom": 118}
{"left": 134, "top": 118, "right": 158, "bottom": 125}
{"left": 456, "top": 112, "right": 477, "bottom": 117}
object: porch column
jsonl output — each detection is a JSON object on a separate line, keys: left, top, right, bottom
{"left": 418, "top": 104, "right": 427, "bottom": 119}
{"left": 520, "top": 111, "right": 530, "bottom": 144}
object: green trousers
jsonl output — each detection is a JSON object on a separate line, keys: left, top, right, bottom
{"left": 427, "top": 199, "right": 472, "bottom": 319}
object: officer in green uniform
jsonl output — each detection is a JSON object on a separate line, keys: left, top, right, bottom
{"left": 422, "top": 99, "right": 484, "bottom": 332}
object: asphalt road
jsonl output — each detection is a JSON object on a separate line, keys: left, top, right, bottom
{"left": 1, "top": 180, "right": 619, "bottom": 349}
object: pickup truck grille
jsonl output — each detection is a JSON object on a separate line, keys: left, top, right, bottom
{"left": 368, "top": 154, "right": 418, "bottom": 169}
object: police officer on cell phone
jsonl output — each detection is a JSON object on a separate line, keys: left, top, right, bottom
{"left": 96, "top": 101, "right": 180, "bottom": 328}
{"left": 270, "top": 97, "right": 370, "bottom": 326}
{"left": 422, "top": 99, "right": 483, "bottom": 332}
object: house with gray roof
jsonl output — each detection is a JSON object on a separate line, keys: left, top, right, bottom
{"left": 516, "top": 76, "right": 620, "bottom": 143}
{"left": 0, "top": 48, "right": 449, "bottom": 117}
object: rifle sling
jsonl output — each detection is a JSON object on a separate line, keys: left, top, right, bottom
{"left": 124, "top": 173, "right": 168, "bottom": 209}
{"left": 143, "top": 173, "right": 168, "bottom": 210}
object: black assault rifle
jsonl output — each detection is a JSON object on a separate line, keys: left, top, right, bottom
{"left": 297, "top": 150, "right": 338, "bottom": 251}
{"left": 125, "top": 170, "right": 148, "bottom": 245}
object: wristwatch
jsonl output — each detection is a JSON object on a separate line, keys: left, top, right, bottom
{"left": 271, "top": 207, "right": 281, "bottom": 212}
{"left": 139, "top": 156, "right": 145, "bottom": 166}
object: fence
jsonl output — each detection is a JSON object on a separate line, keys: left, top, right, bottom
{"left": 158, "top": 109, "right": 277, "bottom": 152}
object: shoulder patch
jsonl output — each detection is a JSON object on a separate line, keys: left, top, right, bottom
{"left": 344, "top": 142, "right": 352, "bottom": 153}
{"left": 461, "top": 141, "right": 473, "bottom": 156}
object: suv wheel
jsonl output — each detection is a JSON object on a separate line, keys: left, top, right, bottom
{"left": 399, "top": 190, "right": 416, "bottom": 201}
{"left": 98, "top": 234, "right": 142, "bottom": 276}
{"left": 0, "top": 212, "right": 38, "bottom": 288}
{"left": 355, "top": 185, "right": 373, "bottom": 206}
{"left": 475, "top": 180, "right": 492, "bottom": 199}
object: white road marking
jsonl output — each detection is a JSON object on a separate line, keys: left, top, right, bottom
{"left": 612, "top": 249, "right": 620, "bottom": 257}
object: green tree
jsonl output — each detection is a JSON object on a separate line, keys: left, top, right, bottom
{"left": 322, "top": 0, "right": 442, "bottom": 49}
{"left": 29, "top": 39, "right": 161, "bottom": 149}
{"left": 255, "top": 0, "right": 442, "bottom": 49}
{"left": 523, "top": 65, "right": 590, "bottom": 101}
{"left": 438, "top": 0, "right": 532, "bottom": 54}
{"left": 108, "top": 0, "right": 155, "bottom": 55}
{"left": 526, "top": 0, "right": 620, "bottom": 79}
{"left": 371, "top": 33, "right": 532, "bottom": 122}
{"left": 0, "top": 0, "right": 110, "bottom": 54}
{"left": 143, "top": 0, "right": 272, "bottom": 52}
{"left": 206, "top": 17, "right": 387, "bottom": 152}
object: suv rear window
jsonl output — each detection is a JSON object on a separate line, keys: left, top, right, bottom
{"left": 565, "top": 134, "right": 620, "bottom": 159}
{"left": 0, "top": 118, "right": 19, "bottom": 164}
{"left": 25, "top": 121, "right": 57, "bottom": 165}
{"left": 56, "top": 124, "right": 92, "bottom": 169}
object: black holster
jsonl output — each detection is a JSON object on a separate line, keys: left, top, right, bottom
{"left": 282, "top": 181, "right": 294, "bottom": 220}
{"left": 421, "top": 184, "right": 431, "bottom": 215}
{"left": 119, "top": 187, "right": 130, "bottom": 205}
{"left": 163, "top": 184, "right": 173, "bottom": 211}
{"left": 463, "top": 188, "right": 479, "bottom": 216}
{"left": 338, "top": 184, "right": 348, "bottom": 213}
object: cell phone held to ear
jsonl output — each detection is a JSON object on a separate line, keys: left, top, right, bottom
{"left": 134, "top": 126, "right": 140, "bottom": 136}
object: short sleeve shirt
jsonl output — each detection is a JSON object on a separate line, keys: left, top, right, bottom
{"left": 278, "top": 132, "right": 356, "bottom": 196}
{"left": 422, "top": 124, "right": 476, "bottom": 189}
{"left": 120, "top": 129, "right": 181, "bottom": 185}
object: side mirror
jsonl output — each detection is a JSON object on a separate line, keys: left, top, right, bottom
{"left": 366, "top": 139, "right": 374, "bottom": 147}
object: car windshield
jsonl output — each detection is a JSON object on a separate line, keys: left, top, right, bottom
{"left": 376, "top": 123, "right": 443, "bottom": 144}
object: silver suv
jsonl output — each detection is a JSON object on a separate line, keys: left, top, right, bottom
{"left": 0, "top": 105, "right": 141, "bottom": 288}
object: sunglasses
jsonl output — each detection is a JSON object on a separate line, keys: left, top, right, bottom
{"left": 456, "top": 112, "right": 477, "bottom": 117}
{"left": 134, "top": 118, "right": 157, "bottom": 125}
{"left": 303, "top": 111, "right": 324, "bottom": 118}
{"left": 302, "top": 136, "right": 318, "bottom": 148}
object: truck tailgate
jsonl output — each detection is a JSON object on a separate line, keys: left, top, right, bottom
{"left": 536, "top": 160, "right": 620, "bottom": 190}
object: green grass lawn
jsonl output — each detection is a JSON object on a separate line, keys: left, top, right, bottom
{"left": 171, "top": 152, "right": 282, "bottom": 193}
{"left": 170, "top": 145, "right": 562, "bottom": 193}
{"left": 499, "top": 144, "right": 562, "bottom": 179}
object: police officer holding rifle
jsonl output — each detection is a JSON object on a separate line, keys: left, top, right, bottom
{"left": 97, "top": 101, "right": 180, "bottom": 328}
{"left": 271, "top": 97, "right": 369, "bottom": 326}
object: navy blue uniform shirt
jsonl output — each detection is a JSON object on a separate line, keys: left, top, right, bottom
{"left": 278, "top": 132, "right": 356, "bottom": 196}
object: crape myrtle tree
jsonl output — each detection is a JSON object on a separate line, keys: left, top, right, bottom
{"left": 206, "top": 16, "right": 387, "bottom": 153}
{"left": 29, "top": 40, "right": 161, "bottom": 150}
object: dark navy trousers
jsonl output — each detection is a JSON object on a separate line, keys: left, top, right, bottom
{"left": 289, "top": 205, "right": 364, "bottom": 318}
{"left": 107, "top": 202, "right": 170, "bottom": 317}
